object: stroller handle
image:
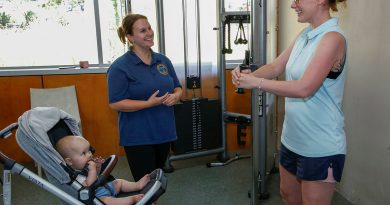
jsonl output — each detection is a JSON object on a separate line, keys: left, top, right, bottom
{"left": 0, "top": 123, "right": 18, "bottom": 169}
{"left": 0, "top": 122, "right": 18, "bottom": 139}
{"left": 100, "top": 155, "right": 118, "bottom": 179}
{"left": 0, "top": 150, "right": 16, "bottom": 169}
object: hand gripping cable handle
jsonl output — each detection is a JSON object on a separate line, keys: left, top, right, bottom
{"left": 235, "top": 50, "right": 251, "bottom": 94}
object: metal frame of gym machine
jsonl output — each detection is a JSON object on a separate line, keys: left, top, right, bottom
{"left": 129, "top": 1, "right": 276, "bottom": 203}
{"left": 157, "top": 0, "right": 230, "bottom": 167}
{"left": 127, "top": 0, "right": 227, "bottom": 168}
{"left": 218, "top": 0, "right": 277, "bottom": 204}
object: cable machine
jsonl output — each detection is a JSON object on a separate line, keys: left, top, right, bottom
{"left": 128, "top": 0, "right": 228, "bottom": 170}
{"left": 164, "top": 0, "right": 229, "bottom": 171}
{"left": 218, "top": 0, "right": 277, "bottom": 204}
{"left": 129, "top": 1, "right": 277, "bottom": 204}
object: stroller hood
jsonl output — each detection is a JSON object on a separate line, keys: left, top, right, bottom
{"left": 16, "top": 107, "right": 81, "bottom": 184}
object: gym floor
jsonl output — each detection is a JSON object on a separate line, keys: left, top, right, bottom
{"left": 1, "top": 153, "right": 352, "bottom": 205}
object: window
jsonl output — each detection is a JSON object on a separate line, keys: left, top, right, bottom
{"left": 0, "top": 0, "right": 274, "bottom": 71}
{"left": 224, "top": 0, "right": 252, "bottom": 62}
{"left": 0, "top": 0, "right": 125, "bottom": 68}
{"left": 129, "top": 0, "right": 159, "bottom": 52}
{"left": 225, "top": 0, "right": 251, "bottom": 12}
{"left": 132, "top": 0, "right": 219, "bottom": 97}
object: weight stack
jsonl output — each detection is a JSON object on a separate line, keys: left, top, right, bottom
{"left": 172, "top": 98, "right": 222, "bottom": 155}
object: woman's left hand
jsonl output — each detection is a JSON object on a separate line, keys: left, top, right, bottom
{"left": 162, "top": 93, "right": 180, "bottom": 106}
{"left": 235, "top": 73, "right": 261, "bottom": 89}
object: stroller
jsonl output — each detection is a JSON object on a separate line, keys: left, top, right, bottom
{"left": 0, "top": 107, "right": 167, "bottom": 205}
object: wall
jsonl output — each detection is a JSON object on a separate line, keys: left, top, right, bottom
{"left": 278, "top": 0, "right": 390, "bottom": 204}
{"left": 0, "top": 67, "right": 222, "bottom": 162}
{"left": 338, "top": 2, "right": 390, "bottom": 204}
{"left": 0, "top": 74, "right": 123, "bottom": 162}
{"left": 0, "top": 76, "right": 42, "bottom": 162}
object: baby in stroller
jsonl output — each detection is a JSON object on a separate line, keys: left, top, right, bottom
{"left": 55, "top": 134, "right": 150, "bottom": 204}
{"left": 0, "top": 107, "right": 167, "bottom": 205}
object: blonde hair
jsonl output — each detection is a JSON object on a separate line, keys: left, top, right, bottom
{"left": 117, "top": 13, "right": 148, "bottom": 45}
{"left": 329, "top": 0, "right": 347, "bottom": 12}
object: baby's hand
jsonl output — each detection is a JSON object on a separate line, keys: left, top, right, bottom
{"left": 87, "top": 160, "right": 97, "bottom": 171}
{"left": 92, "top": 156, "right": 105, "bottom": 164}
{"left": 91, "top": 156, "right": 105, "bottom": 173}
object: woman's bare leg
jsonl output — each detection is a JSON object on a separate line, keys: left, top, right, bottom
{"left": 279, "top": 164, "right": 302, "bottom": 205}
{"left": 301, "top": 180, "right": 335, "bottom": 205}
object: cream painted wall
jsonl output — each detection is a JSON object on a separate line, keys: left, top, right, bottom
{"left": 278, "top": 1, "right": 390, "bottom": 204}
{"left": 278, "top": 1, "right": 305, "bottom": 54}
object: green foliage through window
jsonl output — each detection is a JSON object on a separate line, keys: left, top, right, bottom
{"left": 0, "top": 12, "right": 11, "bottom": 28}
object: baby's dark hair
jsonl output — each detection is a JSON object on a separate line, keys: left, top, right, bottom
{"left": 329, "top": 0, "right": 347, "bottom": 12}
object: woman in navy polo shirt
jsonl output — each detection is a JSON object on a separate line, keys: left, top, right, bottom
{"left": 232, "top": 0, "right": 347, "bottom": 204}
{"left": 107, "top": 14, "right": 182, "bottom": 181}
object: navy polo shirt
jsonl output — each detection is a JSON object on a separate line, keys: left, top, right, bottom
{"left": 107, "top": 50, "right": 181, "bottom": 146}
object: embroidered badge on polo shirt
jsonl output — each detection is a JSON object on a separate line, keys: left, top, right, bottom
{"left": 156, "top": 64, "right": 169, "bottom": 75}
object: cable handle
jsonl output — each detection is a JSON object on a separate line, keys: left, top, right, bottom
{"left": 235, "top": 50, "right": 251, "bottom": 94}
{"left": 240, "top": 20, "right": 248, "bottom": 44}
{"left": 235, "top": 64, "right": 248, "bottom": 94}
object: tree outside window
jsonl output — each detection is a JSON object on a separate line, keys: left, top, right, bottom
{"left": 0, "top": 0, "right": 124, "bottom": 68}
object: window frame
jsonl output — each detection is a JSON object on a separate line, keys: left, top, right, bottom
{"left": 0, "top": 0, "right": 126, "bottom": 70}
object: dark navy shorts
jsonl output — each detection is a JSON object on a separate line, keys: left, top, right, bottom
{"left": 279, "top": 143, "right": 345, "bottom": 182}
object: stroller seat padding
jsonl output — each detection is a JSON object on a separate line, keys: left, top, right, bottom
{"left": 16, "top": 107, "right": 168, "bottom": 205}
{"left": 16, "top": 107, "right": 81, "bottom": 184}
{"left": 47, "top": 119, "right": 73, "bottom": 147}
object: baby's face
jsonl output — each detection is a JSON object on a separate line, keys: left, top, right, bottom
{"left": 68, "top": 137, "right": 92, "bottom": 170}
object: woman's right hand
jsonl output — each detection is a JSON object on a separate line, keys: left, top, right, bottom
{"left": 231, "top": 65, "right": 252, "bottom": 87}
{"left": 147, "top": 90, "right": 169, "bottom": 107}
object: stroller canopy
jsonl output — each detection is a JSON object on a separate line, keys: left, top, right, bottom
{"left": 16, "top": 107, "right": 81, "bottom": 184}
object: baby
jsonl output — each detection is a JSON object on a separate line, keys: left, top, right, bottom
{"left": 56, "top": 135, "right": 150, "bottom": 205}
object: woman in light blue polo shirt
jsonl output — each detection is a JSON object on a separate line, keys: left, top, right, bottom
{"left": 232, "top": 0, "right": 347, "bottom": 204}
{"left": 107, "top": 14, "right": 182, "bottom": 181}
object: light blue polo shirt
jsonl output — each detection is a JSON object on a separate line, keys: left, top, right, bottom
{"left": 281, "top": 18, "right": 347, "bottom": 157}
{"left": 107, "top": 50, "right": 181, "bottom": 146}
